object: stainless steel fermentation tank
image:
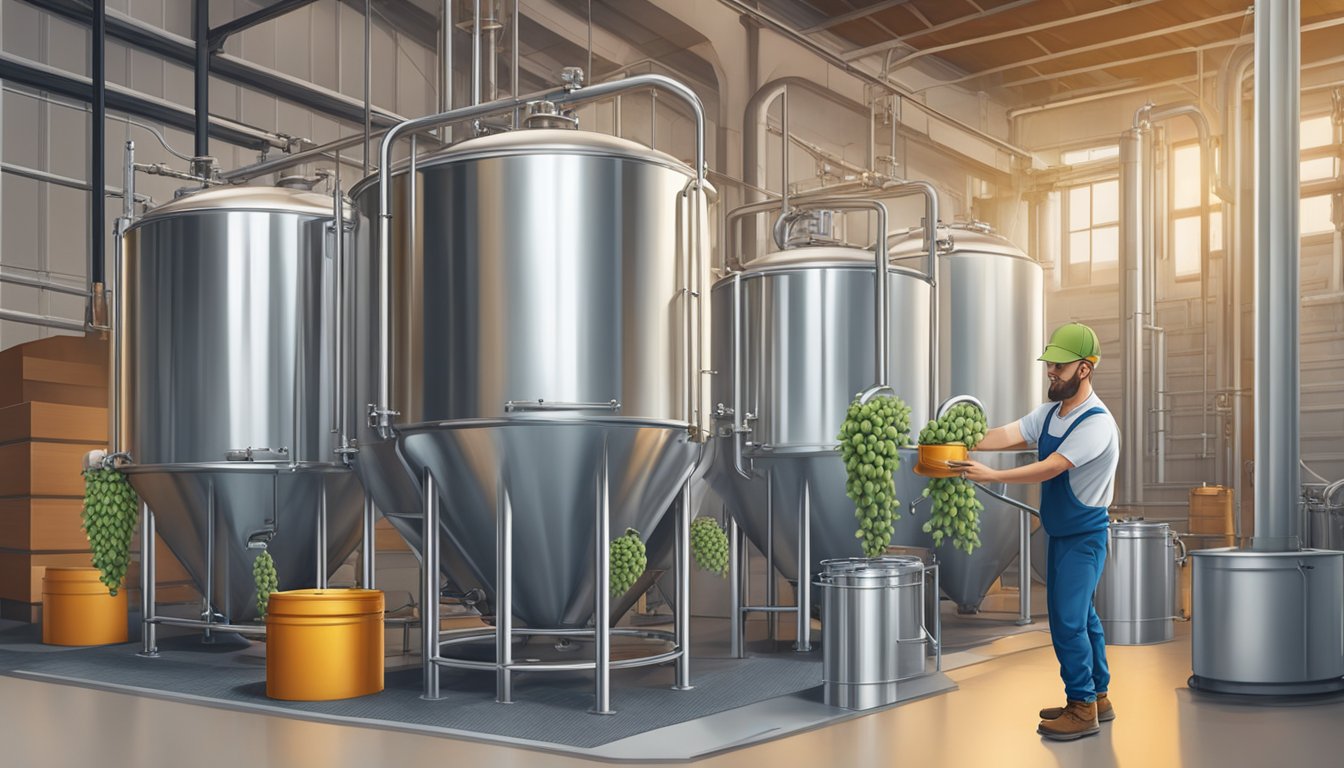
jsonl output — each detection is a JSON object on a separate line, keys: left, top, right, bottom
{"left": 347, "top": 73, "right": 712, "bottom": 710}
{"left": 117, "top": 185, "right": 364, "bottom": 632}
{"left": 348, "top": 126, "right": 704, "bottom": 629}
{"left": 708, "top": 196, "right": 935, "bottom": 653}
{"left": 891, "top": 223, "right": 1044, "bottom": 612}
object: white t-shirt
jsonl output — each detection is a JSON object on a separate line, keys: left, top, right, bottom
{"left": 1015, "top": 392, "right": 1120, "bottom": 508}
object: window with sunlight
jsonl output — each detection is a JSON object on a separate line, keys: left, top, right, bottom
{"left": 1062, "top": 178, "right": 1119, "bottom": 285}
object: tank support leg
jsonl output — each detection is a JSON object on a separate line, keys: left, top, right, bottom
{"left": 420, "top": 469, "right": 442, "bottom": 701}
{"left": 794, "top": 481, "right": 812, "bottom": 652}
{"left": 1017, "top": 508, "right": 1032, "bottom": 626}
{"left": 765, "top": 473, "right": 776, "bottom": 641}
{"left": 316, "top": 480, "right": 329, "bottom": 589}
{"left": 591, "top": 441, "right": 615, "bottom": 714}
{"left": 361, "top": 496, "right": 376, "bottom": 589}
{"left": 138, "top": 501, "right": 159, "bottom": 658}
{"left": 496, "top": 474, "right": 513, "bottom": 704}
{"left": 673, "top": 480, "right": 693, "bottom": 690}
{"left": 729, "top": 516, "right": 744, "bottom": 659}
{"left": 203, "top": 480, "right": 215, "bottom": 643}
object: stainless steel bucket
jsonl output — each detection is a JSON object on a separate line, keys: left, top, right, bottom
{"left": 1094, "top": 520, "right": 1185, "bottom": 645}
{"left": 816, "top": 556, "right": 927, "bottom": 710}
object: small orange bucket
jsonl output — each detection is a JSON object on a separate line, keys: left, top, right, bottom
{"left": 914, "top": 443, "right": 968, "bottom": 478}
{"left": 42, "top": 567, "right": 128, "bottom": 646}
{"left": 266, "top": 589, "right": 385, "bottom": 701}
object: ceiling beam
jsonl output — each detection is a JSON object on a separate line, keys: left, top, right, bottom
{"left": 883, "top": 0, "right": 1169, "bottom": 72}
{"left": 911, "top": 9, "right": 1249, "bottom": 94}
{"left": 798, "top": 0, "right": 911, "bottom": 34}
{"left": 842, "top": 0, "right": 1040, "bottom": 62}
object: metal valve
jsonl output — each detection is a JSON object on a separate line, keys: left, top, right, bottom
{"left": 560, "top": 66, "right": 585, "bottom": 91}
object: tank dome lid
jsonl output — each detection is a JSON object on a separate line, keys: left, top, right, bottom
{"left": 133, "top": 184, "right": 341, "bottom": 223}
{"left": 351, "top": 128, "right": 697, "bottom": 197}
{"left": 727, "top": 245, "right": 929, "bottom": 281}
{"left": 886, "top": 221, "right": 1031, "bottom": 262}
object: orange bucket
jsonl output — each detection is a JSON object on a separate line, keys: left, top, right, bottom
{"left": 914, "top": 443, "right": 968, "bottom": 478}
{"left": 266, "top": 589, "right": 385, "bottom": 701}
{"left": 42, "top": 567, "right": 128, "bottom": 646}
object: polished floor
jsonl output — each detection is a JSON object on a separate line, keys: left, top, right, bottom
{"left": 3, "top": 618, "right": 1343, "bottom": 767}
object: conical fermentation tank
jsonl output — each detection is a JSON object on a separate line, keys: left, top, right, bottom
{"left": 890, "top": 223, "right": 1044, "bottom": 611}
{"left": 705, "top": 223, "right": 934, "bottom": 594}
{"left": 347, "top": 124, "right": 711, "bottom": 630}
{"left": 118, "top": 185, "right": 364, "bottom": 625}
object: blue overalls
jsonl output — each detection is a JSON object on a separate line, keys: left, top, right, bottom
{"left": 1039, "top": 403, "right": 1111, "bottom": 703}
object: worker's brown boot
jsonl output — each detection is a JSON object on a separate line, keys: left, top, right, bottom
{"left": 1040, "top": 692, "right": 1115, "bottom": 722}
{"left": 1037, "top": 700, "right": 1100, "bottom": 741}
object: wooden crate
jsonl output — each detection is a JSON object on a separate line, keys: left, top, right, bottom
{"left": 0, "top": 334, "right": 108, "bottom": 410}
{"left": 0, "top": 497, "right": 89, "bottom": 551}
{"left": 0, "top": 440, "right": 103, "bottom": 497}
{"left": 1189, "top": 485, "right": 1234, "bottom": 536}
{"left": 0, "top": 401, "right": 107, "bottom": 444}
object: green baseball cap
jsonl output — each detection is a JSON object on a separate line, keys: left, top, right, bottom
{"left": 1039, "top": 322, "right": 1101, "bottom": 365}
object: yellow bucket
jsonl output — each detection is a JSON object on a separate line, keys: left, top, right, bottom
{"left": 42, "top": 567, "right": 128, "bottom": 646}
{"left": 265, "top": 589, "right": 385, "bottom": 701}
{"left": 914, "top": 443, "right": 968, "bottom": 478}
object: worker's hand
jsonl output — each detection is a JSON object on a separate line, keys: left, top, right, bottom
{"left": 946, "top": 459, "right": 998, "bottom": 483}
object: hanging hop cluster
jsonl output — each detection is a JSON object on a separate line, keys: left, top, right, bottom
{"left": 839, "top": 394, "right": 913, "bottom": 558}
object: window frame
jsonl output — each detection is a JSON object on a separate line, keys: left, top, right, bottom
{"left": 1168, "top": 140, "right": 1211, "bottom": 283}
{"left": 1059, "top": 176, "right": 1120, "bottom": 288}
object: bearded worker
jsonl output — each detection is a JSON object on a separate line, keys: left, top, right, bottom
{"left": 948, "top": 322, "right": 1120, "bottom": 742}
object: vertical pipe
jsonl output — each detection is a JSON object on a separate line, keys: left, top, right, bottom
{"left": 204, "top": 480, "right": 215, "bottom": 637}
{"left": 1119, "top": 129, "right": 1146, "bottom": 507}
{"left": 90, "top": 0, "right": 107, "bottom": 311}
{"left": 673, "top": 481, "right": 693, "bottom": 690}
{"left": 138, "top": 502, "right": 158, "bottom": 657}
{"left": 486, "top": 12, "right": 498, "bottom": 101}
{"left": 1251, "top": 0, "right": 1301, "bottom": 550}
{"left": 779, "top": 90, "right": 790, "bottom": 220}
{"left": 794, "top": 481, "right": 812, "bottom": 652}
{"left": 192, "top": 0, "right": 207, "bottom": 158}
{"left": 441, "top": 0, "right": 453, "bottom": 142}
{"left": 472, "top": 0, "right": 482, "bottom": 106}
{"left": 510, "top": 0, "right": 516, "bottom": 100}
{"left": 729, "top": 516, "right": 743, "bottom": 658}
{"left": 361, "top": 497, "right": 376, "bottom": 589}
{"left": 1016, "top": 509, "right": 1031, "bottom": 625}
{"left": 331, "top": 180, "right": 342, "bottom": 436}
{"left": 1230, "top": 60, "right": 1250, "bottom": 542}
{"left": 364, "top": 0, "right": 372, "bottom": 174}
{"left": 873, "top": 204, "right": 889, "bottom": 388}
{"left": 421, "top": 470, "right": 441, "bottom": 699}
{"left": 315, "top": 482, "right": 328, "bottom": 589}
{"left": 511, "top": 0, "right": 519, "bottom": 120}
{"left": 110, "top": 140, "right": 132, "bottom": 456}
{"left": 495, "top": 474, "right": 513, "bottom": 703}
{"left": 1200, "top": 135, "right": 1212, "bottom": 463}
{"left": 765, "top": 470, "right": 776, "bottom": 641}
{"left": 592, "top": 441, "right": 613, "bottom": 714}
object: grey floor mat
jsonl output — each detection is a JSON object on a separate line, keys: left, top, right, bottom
{"left": 0, "top": 634, "right": 824, "bottom": 750}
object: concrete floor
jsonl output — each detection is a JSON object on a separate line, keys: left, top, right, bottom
{"left": 4, "top": 616, "right": 1344, "bottom": 767}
